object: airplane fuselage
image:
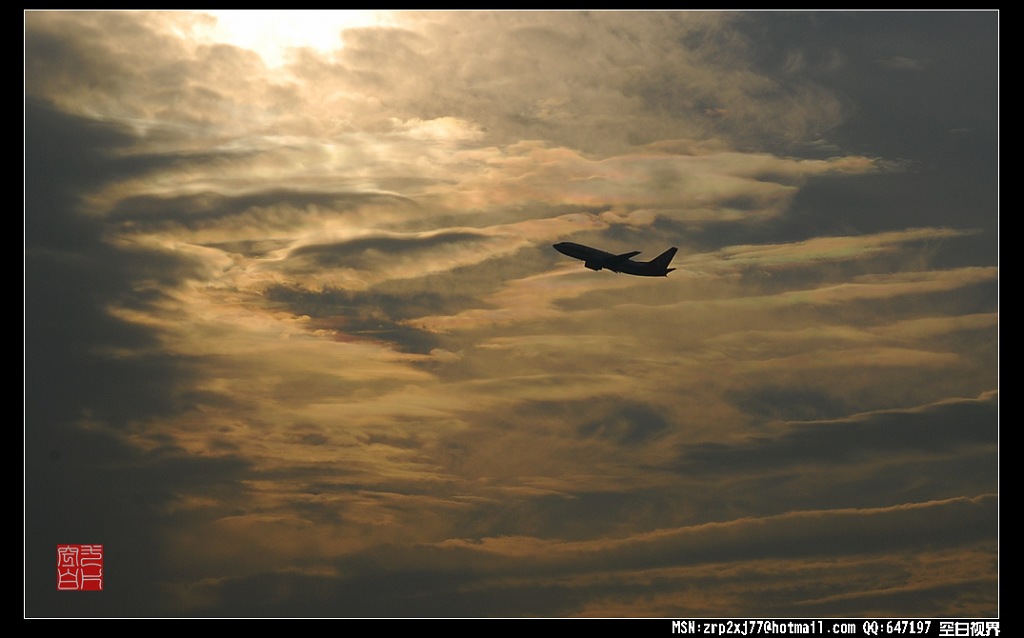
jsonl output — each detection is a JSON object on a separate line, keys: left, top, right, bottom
{"left": 552, "top": 242, "right": 678, "bottom": 277}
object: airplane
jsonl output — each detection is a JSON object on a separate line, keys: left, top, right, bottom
{"left": 552, "top": 241, "right": 678, "bottom": 276}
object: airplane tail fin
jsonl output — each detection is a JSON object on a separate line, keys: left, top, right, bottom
{"left": 652, "top": 247, "right": 678, "bottom": 270}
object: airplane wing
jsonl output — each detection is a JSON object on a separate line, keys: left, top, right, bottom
{"left": 605, "top": 251, "right": 641, "bottom": 267}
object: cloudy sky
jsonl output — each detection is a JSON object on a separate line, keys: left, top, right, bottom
{"left": 25, "top": 10, "right": 998, "bottom": 618}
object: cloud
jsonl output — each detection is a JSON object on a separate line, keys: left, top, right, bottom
{"left": 156, "top": 495, "right": 996, "bottom": 617}
{"left": 26, "top": 11, "right": 997, "bottom": 617}
{"left": 675, "top": 392, "right": 997, "bottom": 474}
{"left": 878, "top": 55, "right": 929, "bottom": 71}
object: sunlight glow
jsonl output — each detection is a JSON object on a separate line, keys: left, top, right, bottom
{"left": 204, "top": 10, "right": 395, "bottom": 67}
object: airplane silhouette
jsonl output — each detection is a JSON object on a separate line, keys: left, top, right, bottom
{"left": 553, "top": 242, "right": 678, "bottom": 277}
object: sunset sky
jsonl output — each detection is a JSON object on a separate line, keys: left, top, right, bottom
{"left": 25, "top": 11, "right": 998, "bottom": 617}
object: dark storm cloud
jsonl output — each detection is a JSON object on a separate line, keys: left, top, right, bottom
{"left": 263, "top": 259, "right": 498, "bottom": 355}
{"left": 735, "top": 11, "right": 998, "bottom": 264}
{"left": 727, "top": 385, "right": 854, "bottom": 421}
{"left": 778, "top": 171, "right": 998, "bottom": 250}
{"left": 25, "top": 99, "right": 206, "bottom": 427}
{"left": 27, "top": 439, "right": 252, "bottom": 617}
{"left": 285, "top": 230, "right": 488, "bottom": 269}
{"left": 24, "top": 99, "right": 171, "bottom": 250}
{"left": 480, "top": 397, "right": 674, "bottom": 445}
{"left": 110, "top": 189, "right": 410, "bottom": 231}
{"left": 205, "top": 238, "right": 295, "bottom": 259}
{"left": 264, "top": 285, "right": 448, "bottom": 352}
{"left": 674, "top": 393, "right": 997, "bottom": 475}
{"left": 577, "top": 403, "right": 670, "bottom": 445}
{"left": 264, "top": 242, "right": 554, "bottom": 354}
{"left": 25, "top": 92, "right": 253, "bottom": 618}
{"left": 359, "top": 432, "right": 425, "bottom": 449}
{"left": 176, "top": 563, "right": 575, "bottom": 618}
{"left": 733, "top": 11, "right": 998, "bottom": 154}
{"left": 177, "top": 494, "right": 995, "bottom": 617}
{"left": 25, "top": 12, "right": 183, "bottom": 103}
